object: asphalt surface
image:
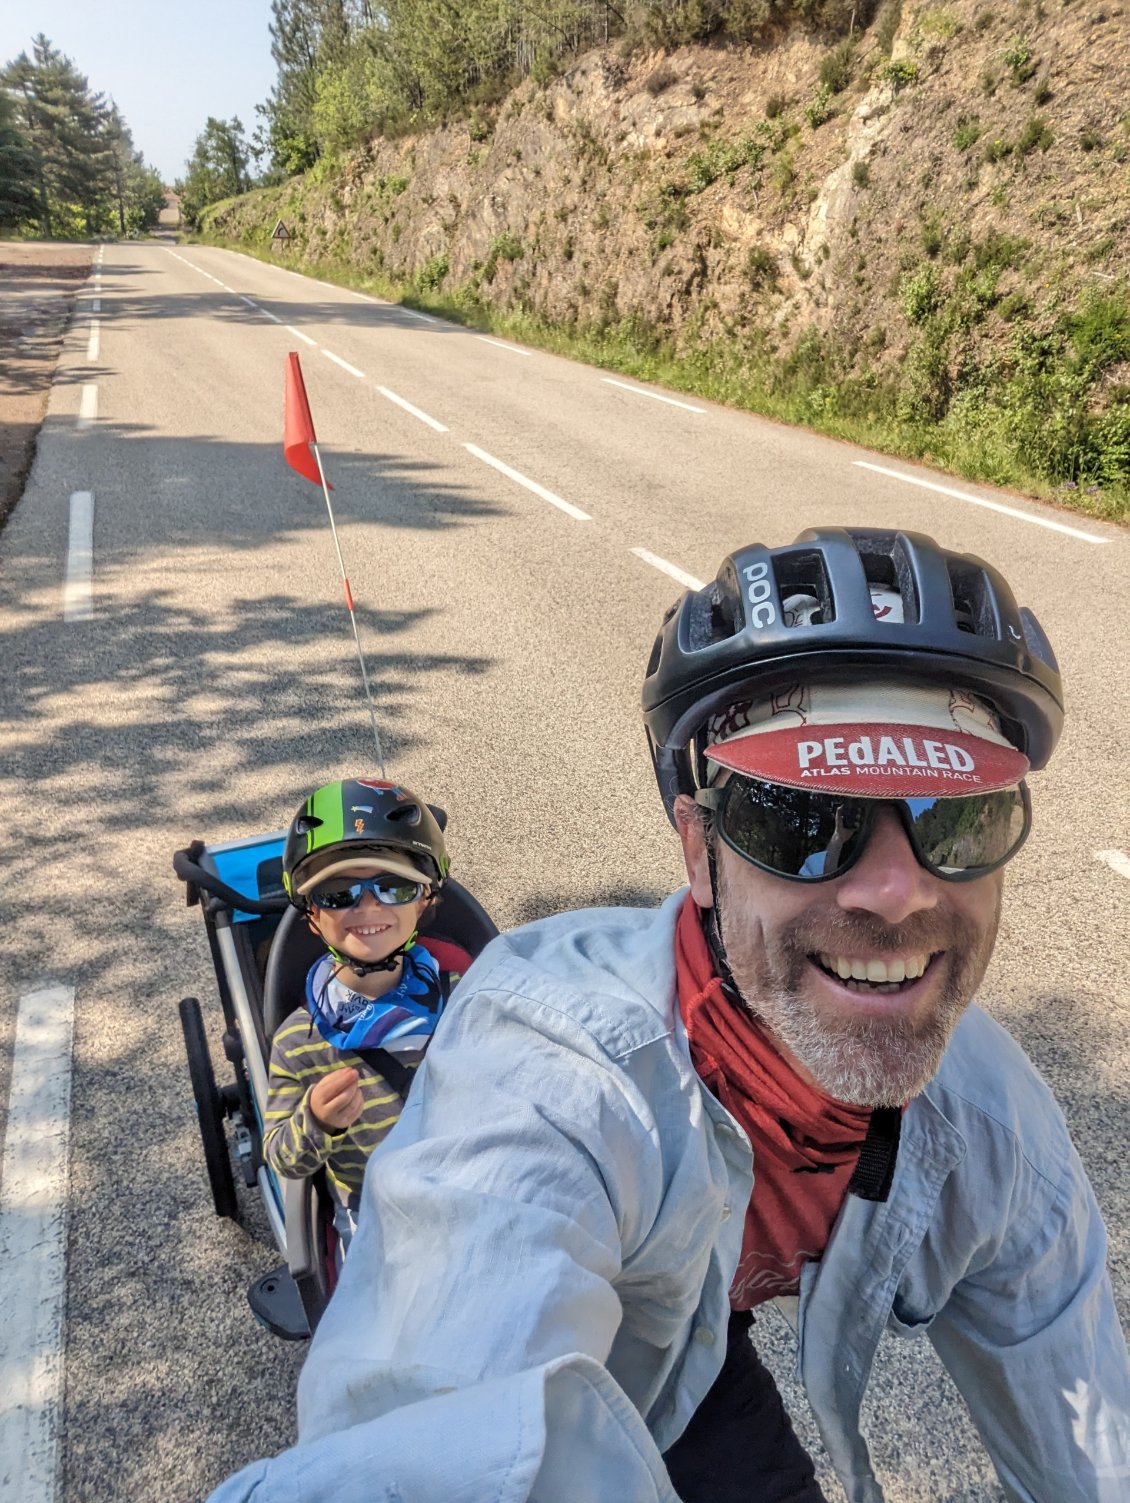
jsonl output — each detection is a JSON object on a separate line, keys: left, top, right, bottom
{"left": 0, "top": 239, "right": 1127, "bottom": 1503}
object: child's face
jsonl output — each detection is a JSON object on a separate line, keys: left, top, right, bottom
{"left": 309, "top": 865, "right": 431, "bottom": 968}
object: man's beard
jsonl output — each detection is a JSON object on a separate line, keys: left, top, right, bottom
{"left": 715, "top": 858, "right": 1002, "bottom": 1107}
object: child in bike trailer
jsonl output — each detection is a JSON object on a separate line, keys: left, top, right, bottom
{"left": 263, "top": 778, "right": 456, "bottom": 1249}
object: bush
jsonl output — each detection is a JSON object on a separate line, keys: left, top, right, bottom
{"left": 765, "top": 92, "right": 787, "bottom": 120}
{"left": 953, "top": 116, "right": 982, "bottom": 152}
{"left": 746, "top": 245, "right": 777, "bottom": 289}
{"left": 416, "top": 252, "right": 449, "bottom": 290}
{"left": 1003, "top": 37, "right": 1036, "bottom": 85}
{"left": 852, "top": 160, "right": 871, "bottom": 187}
{"left": 901, "top": 263, "right": 944, "bottom": 324}
{"left": 820, "top": 41, "right": 856, "bottom": 95}
{"left": 884, "top": 59, "right": 919, "bottom": 93}
{"left": 1017, "top": 116, "right": 1053, "bottom": 154}
{"left": 804, "top": 84, "right": 835, "bottom": 129}
{"left": 644, "top": 62, "right": 679, "bottom": 96}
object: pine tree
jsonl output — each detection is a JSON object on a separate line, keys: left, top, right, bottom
{"left": 177, "top": 117, "right": 253, "bottom": 226}
{"left": 0, "top": 90, "right": 39, "bottom": 230}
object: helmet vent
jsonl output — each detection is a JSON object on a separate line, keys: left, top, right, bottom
{"left": 294, "top": 815, "right": 323, "bottom": 834}
{"left": 775, "top": 549, "right": 835, "bottom": 626}
{"left": 386, "top": 803, "right": 422, "bottom": 825}
{"left": 858, "top": 537, "right": 919, "bottom": 623}
{"left": 947, "top": 559, "right": 994, "bottom": 636}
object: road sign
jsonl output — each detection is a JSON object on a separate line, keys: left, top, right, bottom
{"left": 271, "top": 220, "right": 292, "bottom": 241}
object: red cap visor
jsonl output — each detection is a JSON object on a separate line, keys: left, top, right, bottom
{"left": 705, "top": 721, "right": 1029, "bottom": 797}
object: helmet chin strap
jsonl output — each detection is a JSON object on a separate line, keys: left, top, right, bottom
{"left": 309, "top": 917, "right": 420, "bottom": 978}
{"left": 704, "top": 835, "right": 743, "bottom": 1005}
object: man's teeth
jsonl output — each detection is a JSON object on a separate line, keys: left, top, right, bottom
{"left": 818, "top": 953, "right": 930, "bottom": 984}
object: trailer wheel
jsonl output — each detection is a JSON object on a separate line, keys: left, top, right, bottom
{"left": 180, "top": 996, "right": 239, "bottom": 1221}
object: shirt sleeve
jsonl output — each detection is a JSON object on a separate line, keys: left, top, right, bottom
{"left": 207, "top": 970, "right": 682, "bottom": 1503}
{"left": 261, "top": 1031, "right": 344, "bottom": 1181}
{"left": 928, "top": 1134, "right": 1130, "bottom": 1503}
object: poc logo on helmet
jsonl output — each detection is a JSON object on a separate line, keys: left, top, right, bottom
{"left": 742, "top": 561, "right": 777, "bottom": 629}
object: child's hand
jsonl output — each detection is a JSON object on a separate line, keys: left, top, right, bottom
{"left": 309, "top": 1067, "right": 364, "bottom": 1132}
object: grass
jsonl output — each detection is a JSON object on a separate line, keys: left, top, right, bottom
{"left": 190, "top": 229, "right": 1130, "bottom": 526}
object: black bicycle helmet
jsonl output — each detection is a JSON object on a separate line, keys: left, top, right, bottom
{"left": 282, "top": 778, "right": 450, "bottom": 900}
{"left": 642, "top": 527, "right": 1063, "bottom": 824}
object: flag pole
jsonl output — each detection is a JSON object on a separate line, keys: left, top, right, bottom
{"left": 309, "top": 441, "right": 386, "bottom": 778}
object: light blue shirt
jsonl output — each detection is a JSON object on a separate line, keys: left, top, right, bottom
{"left": 212, "top": 893, "right": 1130, "bottom": 1503}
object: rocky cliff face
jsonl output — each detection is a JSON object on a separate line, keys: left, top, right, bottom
{"left": 206, "top": 1, "right": 1130, "bottom": 505}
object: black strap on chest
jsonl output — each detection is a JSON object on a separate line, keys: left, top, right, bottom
{"left": 352, "top": 969, "right": 455, "bottom": 1104}
{"left": 354, "top": 1045, "right": 417, "bottom": 1103}
{"left": 846, "top": 1106, "right": 902, "bottom": 1202}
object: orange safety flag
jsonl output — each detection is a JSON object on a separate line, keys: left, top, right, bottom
{"left": 283, "top": 351, "right": 330, "bottom": 487}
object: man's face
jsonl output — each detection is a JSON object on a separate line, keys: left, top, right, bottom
{"left": 675, "top": 794, "right": 1004, "bottom": 1105}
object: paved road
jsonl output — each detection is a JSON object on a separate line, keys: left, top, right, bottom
{"left": 0, "top": 239, "right": 1126, "bottom": 1502}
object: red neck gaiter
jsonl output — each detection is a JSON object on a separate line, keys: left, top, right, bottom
{"left": 675, "top": 894, "right": 872, "bottom": 1307}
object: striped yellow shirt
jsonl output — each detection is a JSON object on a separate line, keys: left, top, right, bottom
{"left": 262, "top": 1007, "right": 424, "bottom": 1209}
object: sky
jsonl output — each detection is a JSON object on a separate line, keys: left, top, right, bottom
{"left": 1, "top": 1, "right": 278, "bottom": 182}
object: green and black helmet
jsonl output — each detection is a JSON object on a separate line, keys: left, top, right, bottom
{"left": 282, "top": 778, "right": 450, "bottom": 902}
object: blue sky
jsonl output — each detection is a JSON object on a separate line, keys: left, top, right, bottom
{"left": 1, "top": 1, "right": 278, "bottom": 182}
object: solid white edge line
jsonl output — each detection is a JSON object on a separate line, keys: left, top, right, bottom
{"left": 400, "top": 309, "right": 439, "bottom": 324}
{"left": 64, "top": 492, "right": 94, "bottom": 621}
{"left": 475, "top": 336, "right": 532, "bottom": 357}
{"left": 77, "top": 385, "right": 97, "bottom": 429}
{"left": 322, "top": 350, "right": 365, "bottom": 379}
{"left": 1096, "top": 850, "right": 1130, "bottom": 881}
{"left": 0, "top": 982, "right": 76, "bottom": 1503}
{"left": 377, "top": 386, "right": 448, "bottom": 432}
{"left": 602, "top": 378, "right": 706, "bottom": 414}
{"left": 285, "top": 325, "right": 317, "bottom": 346}
{"left": 630, "top": 548, "right": 704, "bottom": 590}
{"left": 86, "top": 321, "right": 99, "bottom": 363}
{"left": 464, "top": 444, "right": 590, "bottom": 521}
{"left": 853, "top": 461, "right": 1110, "bottom": 544}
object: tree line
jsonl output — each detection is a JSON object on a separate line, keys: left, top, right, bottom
{"left": 0, "top": 34, "right": 164, "bottom": 236}
{"left": 177, "top": 0, "right": 870, "bottom": 224}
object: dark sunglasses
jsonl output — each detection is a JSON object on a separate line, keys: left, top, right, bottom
{"left": 308, "top": 875, "right": 426, "bottom": 910}
{"left": 696, "top": 775, "right": 1031, "bottom": 883}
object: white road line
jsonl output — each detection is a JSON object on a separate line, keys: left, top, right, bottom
{"left": 259, "top": 308, "right": 282, "bottom": 323}
{"left": 323, "top": 350, "right": 365, "bottom": 378}
{"left": 400, "top": 308, "right": 439, "bottom": 324}
{"left": 630, "top": 548, "right": 704, "bottom": 590}
{"left": 91, "top": 297, "right": 101, "bottom": 313}
{"left": 86, "top": 321, "right": 99, "bottom": 363}
{"left": 853, "top": 461, "right": 1110, "bottom": 544}
{"left": 77, "top": 384, "right": 97, "bottom": 429}
{"left": 377, "top": 386, "right": 448, "bottom": 432}
{"left": 63, "top": 492, "right": 94, "bottom": 621}
{"left": 475, "top": 336, "right": 532, "bottom": 357}
{"left": 285, "top": 325, "right": 317, "bottom": 346}
{"left": 464, "top": 444, "right": 590, "bottom": 521}
{"left": 0, "top": 983, "right": 76, "bottom": 1503}
{"left": 1096, "top": 850, "right": 1130, "bottom": 881}
{"left": 238, "top": 295, "right": 257, "bottom": 307}
{"left": 603, "top": 378, "right": 706, "bottom": 414}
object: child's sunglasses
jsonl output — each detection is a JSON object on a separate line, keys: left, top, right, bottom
{"left": 308, "top": 875, "right": 426, "bottom": 910}
{"left": 695, "top": 775, "right": 1030, "bottom": 884}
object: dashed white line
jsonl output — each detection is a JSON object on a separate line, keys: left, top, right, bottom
{"left": 86, "top": 321, "right": 99, "bottom": 363}
{"left": 285, "top": 325, "right": 317, "bottom": 346}
{"left": 400, "top": 308, "right": 439, "bottom": 324}
{"left": 630, "top": 548, "right": 704, "bottom": 590}
{"left": 603, "top": 378, "right": 706, "bottom": 414}
{"left": 1096, "top": 850, "right": 1130, "bottom": 881}
{"left": 322, "top": 350, "right": 365, "bottom": 378}
{"left": 475, "top": 336, "right": 532, "bottom": 357}
{"left": 90, "top": 297, "right": 101, "bottom": 312}
{"left": 0, "top": 982, "right": 76, "bottom": 1503}
{"left": 464, "top": 444, "right": 590, "bottom": 521}
{"left": 377, "top": 386, "right": 448, "bottom": 432}
{"left": 853, "top": 462, "right": 1110, "bottom": 544}
{"left": 77, "top": 384, "right": 97, "bottom": 429}
{"left": 63, "top": 492, "right": 94, "bottom": 621}
{"left": 238, "top": 294, "right": 257, "bottom": 307}
{"left": 259, "top": 308, "right": 282, "bottom": 323}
